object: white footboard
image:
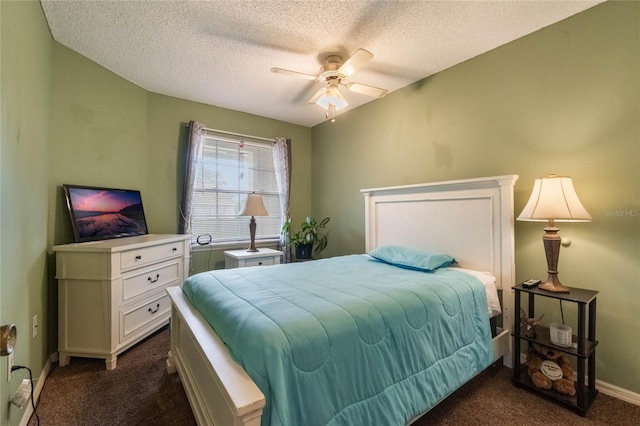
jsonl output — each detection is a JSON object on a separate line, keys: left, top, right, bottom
{"left": 166, "top": 286, "right": 265, "bottom": 426}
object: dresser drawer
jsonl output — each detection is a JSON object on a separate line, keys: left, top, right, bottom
{"left": 120, "top": 293, "right": 170, "bottom": 342}
{"left": 121, "top": 261, "right": 180, "bottom": 303}
{"left": 243, "top": 257, "right": 278, "bottom": 267}
{"left": 120, "top": 242, "right": 184, "bottom": 271}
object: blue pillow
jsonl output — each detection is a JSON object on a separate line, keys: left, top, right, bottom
{"left": 368, "top": 245, "right": 455, "bottom": 272}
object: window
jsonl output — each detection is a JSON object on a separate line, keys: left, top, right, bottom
{"left": 189, "top": 134, "right": 281, "bottom": 245}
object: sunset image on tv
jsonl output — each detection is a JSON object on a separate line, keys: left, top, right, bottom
{"left": 64, "top": 185, "right": 148, "bottom": 242}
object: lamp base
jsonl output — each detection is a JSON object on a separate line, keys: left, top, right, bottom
{"left": 539, "top": 224, "right": 570, "bottom": 293}
{"left": 247, "top": 216, "right": 259, "bottom": 252}
{"left": 539, "top": 281, "right": 570, "bottom": 293}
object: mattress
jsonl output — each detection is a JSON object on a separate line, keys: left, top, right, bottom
{"left": 183, "top": 254, "right": 494, "bottom": 426}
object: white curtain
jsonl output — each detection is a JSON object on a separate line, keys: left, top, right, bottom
{"left": 273, "top": 137, "right": 292, "bottom": 263}
{"left": 179, "top": 121, "right": 205, "bottom": 236}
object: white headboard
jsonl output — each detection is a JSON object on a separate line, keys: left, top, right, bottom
{"left": 361, "top": 175, "right": 518, "bottom": 291}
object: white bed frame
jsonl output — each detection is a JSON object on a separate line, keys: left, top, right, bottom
{"left": 166, "top": 174, "right": 518, "bottom": 426}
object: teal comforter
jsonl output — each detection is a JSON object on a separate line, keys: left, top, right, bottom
{"left": 183, "top": 254, "right": 493, "bottom": 426}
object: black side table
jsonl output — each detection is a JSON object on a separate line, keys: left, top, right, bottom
{"left": 512, "top": 284, "right": 598, "bottom": 416}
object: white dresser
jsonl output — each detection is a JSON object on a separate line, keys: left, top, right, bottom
{"left": 53, "top": 234, "right": 190, "bottom": 370}
{"left": 224, "top": 248, "right": 282, "bottom": 269}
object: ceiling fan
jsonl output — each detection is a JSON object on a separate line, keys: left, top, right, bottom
{"left": 271, "top": 48, "right": 388, "bottom": 121}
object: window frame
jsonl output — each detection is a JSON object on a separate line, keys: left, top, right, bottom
{"left": 187, "top": 133, "right": 282, "bottom": 248}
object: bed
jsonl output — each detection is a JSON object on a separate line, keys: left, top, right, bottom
{"left": 166, "top": 174, "right": 518, "bottom": 426}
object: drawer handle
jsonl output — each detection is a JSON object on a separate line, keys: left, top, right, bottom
{"left": 148, "top": 303, "right": 160, "bottom": 314}
{"left": 135, "top": 255, "right": 142, "bottom": 261}
{"left": 258, "top": 262, "right": 263, "bottom": 265}
{"left": 147, "top": 274, "right": 160, "bottom": 283}
{"left": 172, "top": 247, "right": 177, "bottom": 252}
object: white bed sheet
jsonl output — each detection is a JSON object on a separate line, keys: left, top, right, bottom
{"left": 454, "top": 267, "right": 502, "bottom": 318}
{"left": 360, "top": 253, "right": 501, "bottom": 318}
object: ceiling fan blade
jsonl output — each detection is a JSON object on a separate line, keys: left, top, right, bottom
{"left": 338, "top": 48, "right": 373, "bottom": 77}
{"left": 307, "top": 88, "right": 326, "bottom": 104}
{"left": 344, "top": 82, "right": 388, "bottom": 98}
{"left": 271, "top": 67, "right": 318, "bottom": 81}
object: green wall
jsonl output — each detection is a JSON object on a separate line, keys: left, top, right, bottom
{"left": 1, "top": 1, "right": 52, "bottom": 424}
{"left": 312, "top": 1, "right": 639, "bottom": 393}
{"left": 49, "top": 43, "right": 150, "bottom": 244}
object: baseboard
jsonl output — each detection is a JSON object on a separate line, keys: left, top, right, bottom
{"left": 596, "top": 379, "right": 640, "bottom": 406}
{"left": 18, "top": 352, "right": 56, "bottom": 426}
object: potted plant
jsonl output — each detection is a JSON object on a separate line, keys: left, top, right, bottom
{"left": 281, "top": 216, "right": 330, "bottom": 259}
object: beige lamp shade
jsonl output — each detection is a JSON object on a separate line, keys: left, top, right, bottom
{"left": 239, "top": 193, "right": 268, "bottom": 217}
{"left": 517, "top": 175, "right": 591, "bottom": 222}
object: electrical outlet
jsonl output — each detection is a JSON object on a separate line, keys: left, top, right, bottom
{"left": 7, "top": 351, "right": 14, "bottom": 382}
{"left": 32, "top": 315, "right": 38, "bottom": 338}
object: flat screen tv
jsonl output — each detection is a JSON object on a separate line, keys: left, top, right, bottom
{"left": 63, "top": 184, "right": 149, "bottom": 243}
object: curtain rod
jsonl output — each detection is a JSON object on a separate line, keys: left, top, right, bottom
{"left": 189, "top": 124, "right": 276, "bottom": 143}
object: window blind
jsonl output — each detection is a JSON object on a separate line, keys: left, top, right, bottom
{"left": 190, "top": 134, "right": 281, "bottom": 244}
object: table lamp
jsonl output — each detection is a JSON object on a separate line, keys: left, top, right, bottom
{"left": 517, "top": 175, "right": 591, "bottom": 293}
{"left": 239, "top": 192, "right": 268, "bottom": 252}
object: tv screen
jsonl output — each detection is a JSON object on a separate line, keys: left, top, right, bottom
{"left": 63, "top": 184, "right": 149, "bottom": 243}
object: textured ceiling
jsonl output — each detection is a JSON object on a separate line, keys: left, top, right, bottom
{"left": 41, "top": 0, "right": 603, "bottom": 127}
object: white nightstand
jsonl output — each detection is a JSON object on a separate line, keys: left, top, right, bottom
{"left": 224, "top": 248, "right": 283, "bottom": 269}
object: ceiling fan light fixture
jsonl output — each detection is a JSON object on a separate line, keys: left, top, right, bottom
{"left": 315, "top": 86, "right": 348, "bottom": 111}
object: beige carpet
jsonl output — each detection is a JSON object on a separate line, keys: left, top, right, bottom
{"left": 28, "top": 326, "right": 196, "bottom": 426}
{"left": 29, "top": 327, "right": 640, "bottom": 425}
